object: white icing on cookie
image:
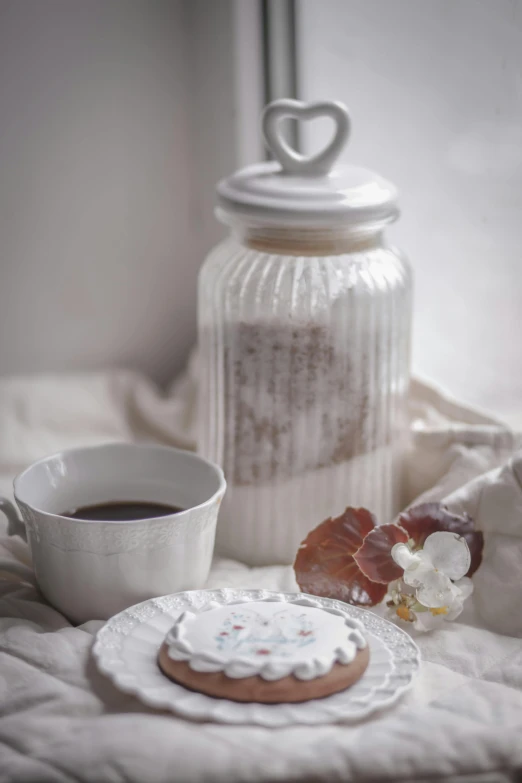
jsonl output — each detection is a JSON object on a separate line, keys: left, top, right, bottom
{"left": 165, "top": 595, "right": 367, "bottom": 682}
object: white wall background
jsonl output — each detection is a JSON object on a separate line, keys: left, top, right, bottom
{"left": 3, "top": 0, "right": 518, "bottom": 419}
{"left": 0, "top": 0, "right": 261, "bottom": 383}
{"left": 297, "top": 0, "right": 522, "bottom": 422}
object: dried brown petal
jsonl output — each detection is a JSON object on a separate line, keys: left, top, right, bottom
{"left": 354, "top": 524, "right": 409, "bottom": 583}
{"left": 294, "top": 507, "right": 386, "bottom": 606}
{"left": 398, "top": 503, "right": 483, "bottom": 577}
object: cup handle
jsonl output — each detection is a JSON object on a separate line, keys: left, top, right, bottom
{"left": 1, "top": 498, "right": 27, "bottom": 542}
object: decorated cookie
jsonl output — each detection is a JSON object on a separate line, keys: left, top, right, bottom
{"left": 158, "top": 595, "right": 369, "bottom": 703}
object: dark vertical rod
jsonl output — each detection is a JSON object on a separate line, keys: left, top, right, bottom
{"left": 261, "top": 0, "right": 300, "bottom": 157}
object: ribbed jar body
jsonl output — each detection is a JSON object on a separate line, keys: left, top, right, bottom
{"left": 198, "top": 230, "right": 412, "bottom": 566}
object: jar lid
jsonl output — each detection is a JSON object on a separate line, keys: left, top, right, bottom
{"left": 216, "top": 100, "right": 399, "bottom": 229}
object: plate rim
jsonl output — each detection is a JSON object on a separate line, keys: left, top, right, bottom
{"left": 93, "top": 588, "right": 421, "bottom": 726}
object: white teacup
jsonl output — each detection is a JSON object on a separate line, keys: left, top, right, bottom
{"left": 1, "top": 443, "right": 226, "bottom": 624}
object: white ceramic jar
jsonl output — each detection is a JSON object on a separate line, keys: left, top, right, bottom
{"left": 199, "top": 100, "right": 412, "bottom": 566}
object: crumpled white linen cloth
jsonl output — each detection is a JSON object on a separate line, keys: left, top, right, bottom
{"left": 1, "top": 357, "right": 522, "bottom": 783}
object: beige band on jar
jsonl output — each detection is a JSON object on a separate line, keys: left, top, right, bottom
{"left": 243, "top": 227, "right": 384, "bottom": 256}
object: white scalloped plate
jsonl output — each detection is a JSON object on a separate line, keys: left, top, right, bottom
{"left": 93, "top": 589, "right": 420, "bottom": 727}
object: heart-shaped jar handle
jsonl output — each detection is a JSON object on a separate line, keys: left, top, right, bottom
{"left": 261, "top": 99, "right": 351, "bottom": 177}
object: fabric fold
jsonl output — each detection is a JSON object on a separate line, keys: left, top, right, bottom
{"left": 0, "top": 364, "right": 521, "bottom": 782}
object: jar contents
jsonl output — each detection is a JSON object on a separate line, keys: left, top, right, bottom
{"left": 223, "top": 320, "right": 370, "bottom": 485}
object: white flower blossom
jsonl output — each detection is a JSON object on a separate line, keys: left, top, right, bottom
{"left": 389, "top": 531, "right": 473, "bottom": 631}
